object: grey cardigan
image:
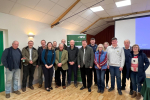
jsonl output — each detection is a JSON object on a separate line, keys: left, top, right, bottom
{"left": 78, "top": 46, "right": 94, "bottom": 68}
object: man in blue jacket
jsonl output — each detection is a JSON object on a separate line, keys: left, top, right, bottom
{"left": 88, "top": 38, "right": 97, "bottom": 85}
{"left": 1, "top": 41, "right": 22, "bottom": 98}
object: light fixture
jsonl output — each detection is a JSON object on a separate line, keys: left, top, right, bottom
{"left": 115, "top": 0, "right": 131, "bottom": 7}
{"left": 90, "top": 6, "right": 104, "bottom": 12}
{"left": 28, "top": 32, "right": 35, "bottom": 38}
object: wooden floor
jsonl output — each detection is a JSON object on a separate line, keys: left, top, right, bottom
{"left": 0, "top": 79, "right": 143, "bottom": 100}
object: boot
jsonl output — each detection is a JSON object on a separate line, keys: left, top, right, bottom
{"left": 136, "top": 92, "right": 141, "bottom": 100}
{"left": 131, "top": 91, "right": 137, "bottom": 98}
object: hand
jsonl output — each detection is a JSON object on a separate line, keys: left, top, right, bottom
{"left": 107, "top": 65, "right": 109, "bottom": 69}
{"left": 78, "top": 65, "right": 80, "bottom": 68}
{"left": 36, "top": 65, "right": 38, "bottom": 68}
{"left": 59, "top": 63, "right": 62, "bottom": 67}
{"left": 89, "top": 66, "right": 92, "bottom": 69}
{"left": 69, "top": 62, "right": 72, "bottom": 65}
{"left": 99, "top": 67, "right": 101, "bottom": 69}
{"left": 21, "top": 58, "right": 25, "bottom": 60}
{"left": 29, "top": 61, "right": 33, "bottom": 64}
{"left": 71, "top": 62, "right": 75, "bottom": 65}
{"left": 45, "top": 64, "right": 49, "bottom": 69}
{"left": 119, "top": 67, "right": 123, "bottom": 71}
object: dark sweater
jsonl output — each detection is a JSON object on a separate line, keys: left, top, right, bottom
{"left": 67, "top": 46, "right": 78, "bottom": 64}
{"left": 41, "top": 49, "right": 56, "bottom": 66}
{"left": 88, "top": 44, "right": 97, "bottom": 53}
{"left": 37, "top": 46, "right": 44, "bottom": 66}
{"left": 123, "top": 46, "right": 132, "bottom": 63}
{"left": 1, "top": 47, "right": 22, "bottom": 71}
{"left": 12, "top": 48, "right": 21, "bottom": 69}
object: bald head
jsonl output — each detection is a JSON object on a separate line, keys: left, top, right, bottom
{"left": 12, "top": 41, "right": 19, "bottom": 49}
{"left": 124, "top": 39, "right": 130, "bottom": 49}
{"left": 61, "top": 39, "right": 66, "bottom": 44}
{"left": 70, "top": 40, "right": 75, "bottom": 47}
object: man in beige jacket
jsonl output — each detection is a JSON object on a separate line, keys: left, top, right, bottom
{"left": 22, "top": 40, "right": 38, "bottom": 92}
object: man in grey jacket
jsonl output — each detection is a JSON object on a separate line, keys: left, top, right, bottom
{"left": 78, "top": 40, "right": 94, "bottom": 92}
{"left": 107, "top": 37, "right": 125, "bottom": 95}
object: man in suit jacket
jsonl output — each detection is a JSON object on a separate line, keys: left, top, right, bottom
{"left": 55, "top": 43, "right": 68, "bottom": 89}
{"left": 78, "top": 40, "right": 94, "bottom": 92}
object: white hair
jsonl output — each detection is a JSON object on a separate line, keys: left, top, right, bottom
{"left": 12, "top": 40, "right": 19, "bottom": 44}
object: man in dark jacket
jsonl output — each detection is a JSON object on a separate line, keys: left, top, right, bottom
{"left": 88, "top": 38, "right": 97, "bottom": 85}
{"left": 78, "top": 40, "right": 94, "bottom": 92}
{"left": 22, "top": 40, "right": 38, "bottom": 92}
{"left": 67, "top": 40, "right": 78, "bottom": 87}
{"left": 36, "top": 40, "right": 46, "bottom": 88}
{"left": 121, "top": 40, "right": 133, "bottom": 95}
{"left": 61, "top": 39, "right": 67, "bottom": 50}
{"left": 1, "top": 41, "right": 22, "bottom": 98}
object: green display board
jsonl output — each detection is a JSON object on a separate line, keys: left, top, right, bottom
{"left": 0, "top": 31, "right": 5, "bottom": 92}
{"left": 67, "top": 34, "right": 86, "bottom": 82}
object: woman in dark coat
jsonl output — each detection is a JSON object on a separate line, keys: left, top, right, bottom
{"left": 126, "top": 44, "right": 149, "bottom": 99}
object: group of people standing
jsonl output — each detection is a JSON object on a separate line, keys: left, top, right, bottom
{"left": 1, "top": 37, "right": 149, "bottom": 100}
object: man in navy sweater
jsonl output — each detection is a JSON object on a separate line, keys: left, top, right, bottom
{"left": 88, "top": 38, "right": 97, "bottom": 85}
{"left": 1, "top": 41, "right": 22, "bottom": 98}
{"left": 121, "top": 40, "right": 133, "bottom": 95}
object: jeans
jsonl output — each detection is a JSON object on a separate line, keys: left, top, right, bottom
{"left": 130, "top": 71, "right": 142, "bottom": 92}
{"left": 96, "top": 69, "right": 105, "bottom": 91}
{"left": 22, "top": 64, "right": 36, "bottom": 88}
{"left": 42, "top": 66, "right": 53, "bottom": 88}
{"left": 5, "top": 68, "right": 20, "bottom": 94}
{"left": 68, "top": 64, "right": 78, "bottom": 84}
{"left": 109, "top": 66, "right": 121, "bottom": 89}
{"left": 55, "top": 67, "right": 66, "bottom": 86}
{"left": 38, "top": 65, "right": 43, "bottom": 85}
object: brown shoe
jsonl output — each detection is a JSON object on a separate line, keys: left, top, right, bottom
{"left": 6, "top": 94, "right": 10, "bottom": 98}
{"left": 55, "top": 85, "right": 60, "bottom": 88}
{"left": 13, "top": 90, "right": 21, "bottom": 95}
{"left": 29, "top": 86, "right": 34, "bottom": 90}
{"left": 136, "top": 92, "right": 141, "bottom": 100}
{"left": 22, "top": 88, "right": 26, "bottom": 92}
{"left": 62, "top": 86, "right": 66, "bottom": 89}
{"left": 38, "top": 84, "right": 42, "bottom": 88}
{"left": 131, "top": 91, "right": 137, "bottom": 98}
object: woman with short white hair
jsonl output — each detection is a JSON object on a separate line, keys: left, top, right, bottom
{"left": 94, "top": 44, "right": 107, "bottom": 93}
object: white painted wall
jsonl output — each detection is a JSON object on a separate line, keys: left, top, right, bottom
{"left": 0, "top": 12, "right": 80, "bottom": 90}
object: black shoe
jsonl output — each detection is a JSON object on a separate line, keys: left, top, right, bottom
{"left": 80, "top": 86, "right": 86, "bottom": 90}
{"left": 121, "top": 87, "right": 125, "bottom": 90}
{"left": 97, "top": 89, "right": 101, "bottom": 93}
{"left": 118, "top": 89, "right": 122, "bottom": 95}
{"left": 88, "top": 88, "right": 91, "bottom": 92}
{"left": 50, "top": 87, "right": 53, "bottom": 90}
{"left": 46, "top": 88, "right": 50, "bottom": 92}
{"left": 108, "top": 87, "right": 114, "bottom": 92}
{"left": 129, "top": 90, "right": 133, "bottom": 95}
{"left": 101, "top": 90, "right": 104, "bottom": 94}
{"left": 74, "top": 83, "right": 78, "bottom": 88}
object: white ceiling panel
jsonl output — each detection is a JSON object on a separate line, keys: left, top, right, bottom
{"left": 26, "top": 9, "right": 45, "bottom": 21}
{"left": 40, "top": 14, "right": 56, "bottom": 24}
{"left": 0, "top": 0, "right": 14, "bottom": 13}
{"left": 34, "top": 0, "right": 55, "bottom": 13}
{"left": 48, "top": 4, "right": 66, "bottom": 17}
{"left": 10, "top": 3, "right": 32, "bottom": 18}
{"left": 17, "top": 0, "right": 41, "bottom": 8}
{"left": 57, "top": 0, "right": 76, "bottom": 9}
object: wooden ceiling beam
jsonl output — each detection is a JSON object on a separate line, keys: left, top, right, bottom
{"left": 51, "top": 0, "right": 80, "bottom": 28}
{"left": 81, "top": 10, "right": 150, "bottom": 33}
